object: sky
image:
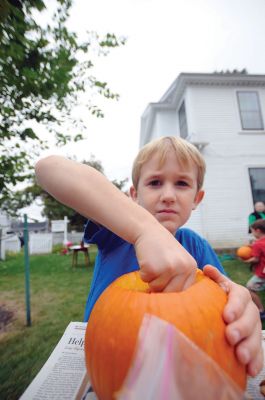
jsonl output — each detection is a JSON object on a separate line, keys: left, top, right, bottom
{"left": 25, "top": 0, "right": 265, "bottom": 220}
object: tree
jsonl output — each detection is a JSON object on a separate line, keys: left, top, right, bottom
{"left": 0, "top": 0, "right": 125, "bottom": 210}
{"left": 7, "top": 155, "right": 128, "bottom": 230}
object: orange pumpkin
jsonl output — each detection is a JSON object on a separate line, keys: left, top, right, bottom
{"left": 85, "top": 270, "right": 246, "bottom": 400}
{"left": 236, "top": 246, "right": 253, "bottom": 260}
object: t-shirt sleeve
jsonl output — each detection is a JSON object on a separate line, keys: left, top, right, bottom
{"left": 83, "top": 220, "right": 123, "bottom": 252}
{"left": 196, "top": 238, "right": 226, "bottom": 275}
{"left": 176, "top": 228, "right": 226, "bottom": 275}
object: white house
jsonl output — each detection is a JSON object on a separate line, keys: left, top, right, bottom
{"left": 140, "top": 72, "right": 265, "bottom": 248}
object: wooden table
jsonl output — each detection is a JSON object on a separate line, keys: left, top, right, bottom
{"left": 69, "top": 244, "right": 90, "bottom": 268}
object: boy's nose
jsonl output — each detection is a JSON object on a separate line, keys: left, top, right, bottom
{"left": 160, "top": 184, "right": 176, "bottom": 202}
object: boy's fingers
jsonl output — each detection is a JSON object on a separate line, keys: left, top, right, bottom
{"left": 203, "top": 265, "right": 251, "bottom": 323}
{"left": 235, "top": 322, "right": 262, "bottom": 372}
{"left": 139, "top": 266, "right": 173, "bottom": 292}
{"left": 162, "top": 271, "right": 196, "bottom": 293}
{"left": 226, "top": 300, "right": 260, "bottom": 346}
{"left": 230, "top": 306, "right": 263, "bottom": 376}
{"left": 247, "top": 342, "right": 264, "bottom": 377}
{"left": 203, "top": 266, "right": 263, "bottom": 378}
{"left": 203, "top": 265, "right": 231, "bottom": 294}
{"left": 203, "top": 264, "right": 230, "bottom": 288}
{"left": 139, "top": 268, "right": 157, "bottom": 283}
{"left": 145, "top": 270, "right": 196, "bottom": 293}
{"left": 145, "top": 275, "right": 170, "bottom": 292}
{"left": 147, "top": 273, "right": 182, "bottom": 292}
{"left": 223, "top": 283, "right": 251, "bottom": 324}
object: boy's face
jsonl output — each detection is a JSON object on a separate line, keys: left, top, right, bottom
{"left": 130, "top": 150, "right": 204, "bottom": 235}
{"left": 251, "top": 228, "right": 262, "bottom": 239}
{"left": 255, "top": 202, "right": 265, "bottom": 213}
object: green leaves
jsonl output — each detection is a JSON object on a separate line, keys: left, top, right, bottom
{"left": 20, "top": 128, "right": 38, "bottom": 140}
{"left": 4, "top": 155, "right": 128, "bottom": 221}
{"left": 0, "top": 0, "right": 126, "bottom": 209}
{"left": 99, "top": 33, "right": 126, "bottom": 48}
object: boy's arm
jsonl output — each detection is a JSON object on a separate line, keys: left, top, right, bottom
{"left": 241, "top": 256, "right": 259, "bottom": 263}
{"left": 203, "top": 265, "right": 263, "bottom": 377}
{"left": 35, "top": 156, "right": 197, "bottom": 291}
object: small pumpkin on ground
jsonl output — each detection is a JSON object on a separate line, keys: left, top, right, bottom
{"left": 85, "top": 269, "right": 246, "bottom": 400}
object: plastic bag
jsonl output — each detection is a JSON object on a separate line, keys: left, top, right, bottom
{"left": 116, "top": 314, "right": 247, "bottom": 400}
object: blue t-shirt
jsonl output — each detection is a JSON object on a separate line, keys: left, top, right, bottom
{"left": 83, "top": 221, "right": 225, "bottom": 322}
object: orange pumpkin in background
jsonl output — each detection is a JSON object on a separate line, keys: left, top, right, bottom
{"left": 236, "top": 246, "right": 253, "bottom": 260}
{"left": 84, "top": 270, "right": 246, "bottom": 400}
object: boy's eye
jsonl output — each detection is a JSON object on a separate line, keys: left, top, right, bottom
{"left": 176, "top": 180, "right": 189, "bottom": 187}
{"left": 149, "top": 179, "right": 161, "bottom": 186}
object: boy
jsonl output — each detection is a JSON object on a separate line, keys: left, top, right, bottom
{"left": 248, "top": 201, "right": 265, "bottom": 233}
{"left": 35, "top": 136, "right": 262, "bottom": 377}
{"left": 244, "top": 219, "right": 265, "bottom": 319}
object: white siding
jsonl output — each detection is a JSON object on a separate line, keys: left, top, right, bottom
{"left": 183, "top": 202, "right": 206, "bottom": 237}
{"left": 185, "top": 85, "right": 265, "bottom": 248}
{"left": 152, "top": 109, "right": 179, "bottom": 138}
{"left": 143, "top": 81, "right": 265, "bottom": 248}
{"left": 188, "top": 86, "right": 265, "bottom": 152}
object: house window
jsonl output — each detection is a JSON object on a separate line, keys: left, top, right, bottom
{"left": 178, "top": 101, "right": 188, "bottom": 138}
{"left": 249, "top": 167, "right": 265, "bottom": 204}
{"left": 237, "top": 91, "right": 264, "bottom": 130}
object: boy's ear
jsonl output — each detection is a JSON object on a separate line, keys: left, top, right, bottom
{"left": 192, "top": 190, "right": 204, "bottom": 210}
{"left": 129, "top": 186, "right": 137, "bottom": 202}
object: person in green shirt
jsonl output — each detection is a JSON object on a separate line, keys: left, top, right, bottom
{"left": 248, "top": 201, "right": 265, "bottom": 233}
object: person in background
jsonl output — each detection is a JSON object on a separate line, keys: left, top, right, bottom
{"left": 242, "top": 219, "right": 265, "bottom": 321}
{"left": 248, "top": 201, "right": 265, "bottom": 233}
{"left": 35, "top": 135, "right": 263, "bottom": 377}
{"left": 18, "top": 232, "right": 24, "bottom": 248}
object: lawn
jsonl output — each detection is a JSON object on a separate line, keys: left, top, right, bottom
{"left": 217, "top": 256, "right": 265, "bottom": 331}
{"left": 0, "top": 250, "right": 264, "bottom": 399}
{"left": 0, "top": 247, "right": 96, "bottom": 400}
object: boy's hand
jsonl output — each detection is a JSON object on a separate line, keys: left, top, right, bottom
{"left": 203, "top": 265, "right": 263, "bottom": 377}
{"left": 135, "top": 227, "right": 197, "bottom": 292}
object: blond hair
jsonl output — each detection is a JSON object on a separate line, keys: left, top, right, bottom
{"left": 132, "top": 136, "right": 206, "bottom": 190}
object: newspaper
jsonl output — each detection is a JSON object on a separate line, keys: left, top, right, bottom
{"left": 20, "top": 322, "right": 265, "bottom": 400}
{"left": 20, "top": 322, "right": 96, "bottom": 400}
{"left": 246, "top": 331, "right": 265, "bottom": 400}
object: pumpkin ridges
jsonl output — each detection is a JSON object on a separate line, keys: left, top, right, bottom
{"left": 86, "top": 291, "right": 122, "bottom": 398}
{"left": 111, "top": 292, "right": 144, "bottom": 389}
{"left": 86, "top": 288, "right": 147, "bottom": 399}
{"left": 89, "top": 295, "right": 108, "bottom": 397}
{"left": 147, "top": 280, "right": 227, "bottom": 362}
{"left": 85, "top": 271, "right": 246, "bottom": 400}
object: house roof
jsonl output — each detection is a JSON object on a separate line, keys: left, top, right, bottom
{"left": 140, "top": 72, "right": 265, "bottom": 146}
{"left": 10, "top": 221, "right": 49, "bottom": 233}
{"left": 158, "top": 72, "right": 265, "bottom": 105}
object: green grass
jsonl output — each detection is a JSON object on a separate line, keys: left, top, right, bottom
{"left": 0, "top": 247, "right": 97, "bottom": 400}
{"left": 220, "top": 257, "right": 265, "bottom": 330}
{"left": 0, "top": 251, "right": 264, "bottom": 399}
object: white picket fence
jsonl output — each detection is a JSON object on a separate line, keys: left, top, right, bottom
{"left": 0, "top": 232, "right": 53, "bottom": 260}
{"left": 4, "top": 233, "right": 53, "bottom": 255}
{"left": 5, "top": 235, "right": 20, "bottom": 253}
{"left": 29, "top": 233, "right": 53, "bottom": 255}
{"left": 0, "top": 231, "right": 83, "bottom": 260}
{"left": 0, "top": 231, "right": 21, "bottom": 260}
